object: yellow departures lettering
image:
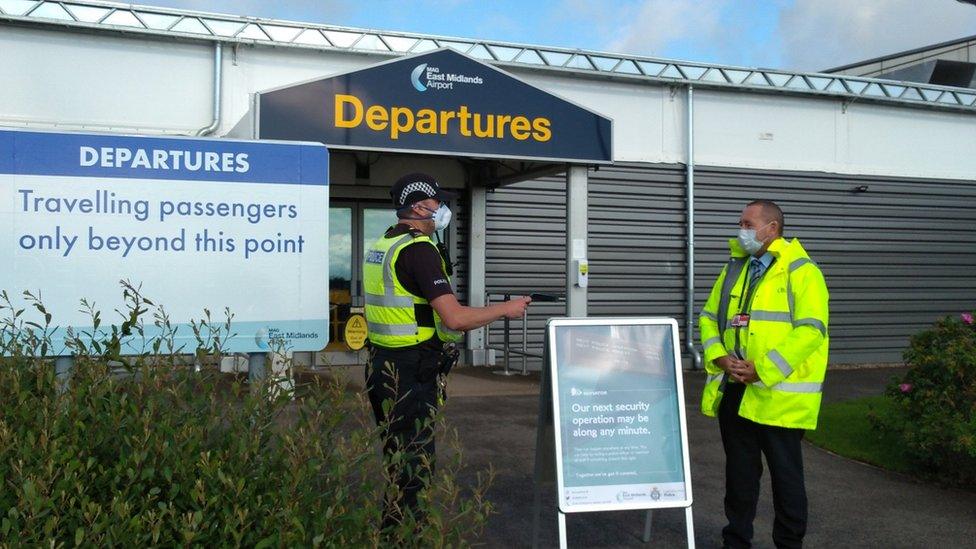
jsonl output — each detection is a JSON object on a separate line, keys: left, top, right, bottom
{"left": 334, "top": 94, "right": 551, "bottom": 142}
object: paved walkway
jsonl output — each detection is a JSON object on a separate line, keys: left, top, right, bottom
{"left": 419, "top": 366, "right": 976, "bottom": 548}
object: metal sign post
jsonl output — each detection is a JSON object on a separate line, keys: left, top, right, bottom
{"left": 532, "top": 332, "right": 555, "bottom": 547}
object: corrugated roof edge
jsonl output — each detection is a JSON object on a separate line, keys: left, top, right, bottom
{"left": 825, "top": 33, "right": 976, "bottom": 74}
{"left": 2, "top": 0, "right": 976, "bottom": 113}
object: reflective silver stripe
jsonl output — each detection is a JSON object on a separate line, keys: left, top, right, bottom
{"left": 789, "top": 258, "right": 814, "bottom": 272}
{"left": 365, "top": 293, "right": 415, "bottom": 308}
{"left": 701, "top": 310, "right": 718, "bottom": 321}
{"left": 774, "top": 382, "right": 823, "bottom": 393}
{"left": 750, "top": 310, "right": 793, "bottom": 323}
{"left": 367, "top": 322, "right": 418, "bottom": 336}
{"left": 768, "top": 349, "right": 794, "bottom": 377}
{"left": 706, "top": 372, "right": 723, "bottom": 384}
{"left": 702, "top": 336, "right": 723, "bottom": 349}
{"left": 794, "top": 317, "right": 827, "bottom": 336}
{"left": 382, "top": 234, "right": 417, "bottom": 297}
{"left": 786, "top": 268, "right": 795, "bottom": 320}
{"left": 717, "top": 258, "right": 748, "bottom": 335}
{"left": 383, "top": 235, "right": 415, "bottom": 296}
{"left": 751, "top": 380, "right": 822, "bottom": 393}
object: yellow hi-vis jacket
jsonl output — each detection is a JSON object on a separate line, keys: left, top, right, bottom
{"left": 699, "top": 237, "right": 829, "bottom": 430}
{"left": 364, "top": 231, "right": 462, "bottom": 349}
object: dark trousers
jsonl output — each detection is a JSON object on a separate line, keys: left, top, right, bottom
{"left": 719, "top": 382, "right": 808, "bottom": 549}
{"left": 366, "top": 345, "right": 441, "bottom": 530}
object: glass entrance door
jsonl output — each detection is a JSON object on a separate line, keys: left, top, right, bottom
{"left": 328, "top": 206, "right": 353, "bottom": 351}
{"left": 326, "top": 203, "right": 398, "bottom": 351}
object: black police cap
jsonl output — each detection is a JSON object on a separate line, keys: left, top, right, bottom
{"left": 390, "top": 172, "right": 457, "bottom": 208}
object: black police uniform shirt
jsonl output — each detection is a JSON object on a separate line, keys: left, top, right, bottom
{"left": 386, "top": 223, "right": 454, "bottom": 349}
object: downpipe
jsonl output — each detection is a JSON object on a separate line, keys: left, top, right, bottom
{"left": 195, "top": 43, "right": 222, "bottom": 136}
{"left": 686, "top": 85, "right": 703, "bottom": 370}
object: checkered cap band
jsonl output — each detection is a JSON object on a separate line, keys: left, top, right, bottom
{"left": 399, "top": 181, "right": 437, "bottom": 205}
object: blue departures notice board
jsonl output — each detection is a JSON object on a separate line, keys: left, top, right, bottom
{"left": 0, "top": 128, "right": 329, "bottom": 354}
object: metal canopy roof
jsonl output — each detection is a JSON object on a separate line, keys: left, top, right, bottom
{"left": 4, "top": 0, "right": 976, "bottom": 113}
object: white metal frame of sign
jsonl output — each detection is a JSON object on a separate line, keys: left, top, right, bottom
{"left": 541, "top": 317, "right": 695, "bottom": 548}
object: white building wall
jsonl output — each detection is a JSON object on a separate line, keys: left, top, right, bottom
{"left": 515, "top": 72, "right": 686, "bottom": 164}
{"left": 220, "top": 46, "right": 384, "bottom": 136}
{"left": 0, "top": 26, "right": 211, "bottom": 132}
{"left": 515, "top": 69, "right": 976, "bottom": 181}
{"left": 3, "top": 24, "right": 976, "bottom": 182}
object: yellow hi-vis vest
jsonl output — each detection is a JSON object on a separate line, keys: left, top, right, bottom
{"left": 363, "top": 231, "right": 462, "bottom": 349}
{"left": 699, "top": 237, "right": 829, "bottom": 430}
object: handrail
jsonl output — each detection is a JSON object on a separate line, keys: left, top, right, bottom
{"left": 485, "top": 292, "right": 563, "bottom": 376}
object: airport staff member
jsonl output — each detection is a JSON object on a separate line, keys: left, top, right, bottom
{"left": 699, "top": 200, "right": 829, "bottom": 549}
{"left": 363, "top": 172, "right": 530, "bottom": 530}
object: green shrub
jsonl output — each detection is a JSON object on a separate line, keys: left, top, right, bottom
{"left": 871, "top": 313, "right": 976, "bottom": 486}
{"left": 0, "top": 282, "right": 492, "bottom": 547}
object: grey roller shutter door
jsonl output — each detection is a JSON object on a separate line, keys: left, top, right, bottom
{"left": 695, "top": 166, "right": 976, "bottom": 364}
{"left": 483, "top": 164, "right": 686, "bottom": 368}
{"left": 483, "top": 163, "right": 976, "bottom": 367}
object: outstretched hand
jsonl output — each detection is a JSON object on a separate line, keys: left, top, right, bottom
{"left": 503, "top": 296, "right": 532, "bottom": 318}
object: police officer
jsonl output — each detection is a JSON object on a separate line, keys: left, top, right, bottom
{"left": 363, "top": 172, "right": 530, "bottom": 530}
{"left": 699, "top": 200, "right": 829, "bottom": 549}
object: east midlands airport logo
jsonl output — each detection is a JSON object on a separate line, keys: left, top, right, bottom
{"left": 410, "top": 62, "right": 484, "bottom": 92}
{"left": 410, "top": 64, "right": 428, "bottom": 91}
{"left": 254, "top": 327, "right": 319, "bottom": 350}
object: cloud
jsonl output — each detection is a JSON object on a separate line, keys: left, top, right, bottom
{"left": 551, "top": 0, "right": 634, "bottom": 45}
{"left": 555, "top": 0, "right": 782, "bottom": 67}
{"left": 602, "top": 0, "right": 728, "bottom": 60}
{"left": 779, "top": 0, "right": 976, "bottom": 71}
{"left": 564, "top": 0, "right": 976, "bottom": 73}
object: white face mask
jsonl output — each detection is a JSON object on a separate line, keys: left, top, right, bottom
{"left": 415, "top": 203, "right": 452, "bottom": 231}
{"left": 737, "top": 221, "right": 772, "bottom": 255}
{"left": 432, "top": 203, "right": 452, "bottom": 231}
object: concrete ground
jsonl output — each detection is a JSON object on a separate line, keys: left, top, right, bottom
{"left": 332, "top": 364, "right": 976, "bottom": 548}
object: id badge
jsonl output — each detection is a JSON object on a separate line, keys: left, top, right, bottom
{"left": 731, "top": 314, "right": 751, "bottom": 327}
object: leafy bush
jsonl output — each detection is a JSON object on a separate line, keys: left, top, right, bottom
{"left": 0, "top": 282, "right": 491, "bottom": 546}
{"left": 871, "top": 313, "right": 976, "bottom": 486}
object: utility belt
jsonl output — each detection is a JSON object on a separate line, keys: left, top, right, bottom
{"left": 410, "top": 303, "right": 457, "bottom": 382}
{"left": 379, "top": 341, "right": 456, "bottom": 406}
{"left": 417, "top": 343, "right": 459, "bottom": 384}
{"left": 369, "top": 339, "right": 458, "bottom": 384}
{"left": 434, "top": 344, "right": 459, "bottom": 406}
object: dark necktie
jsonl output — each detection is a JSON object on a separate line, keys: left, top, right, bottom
{"left": 749, "top": 258, "right": 763, "bottom": 284}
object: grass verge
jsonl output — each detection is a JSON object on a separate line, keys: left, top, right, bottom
{"left": 806, "top": 395, "right": 912, "bottom": 474}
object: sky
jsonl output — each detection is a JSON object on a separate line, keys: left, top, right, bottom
{"left": 144, "top": 0, "right": 976, "bottom": 72}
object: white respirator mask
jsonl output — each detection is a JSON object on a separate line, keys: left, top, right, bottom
{"left": 736, "top": 221, "right": 772, "bottom": 255}
{"left": 431, "top": 203, "right": 452, "bottom": 231}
